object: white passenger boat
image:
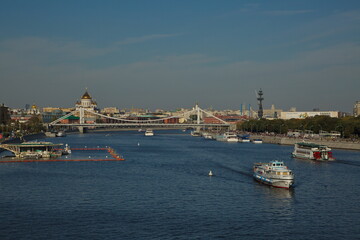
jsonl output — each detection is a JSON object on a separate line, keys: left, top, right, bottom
{"left": 202, "top": 132, "right": 214, "bottom": 140}
{"left": 56, "top": 131, "right": 66, "bottom": 137}
{"left": 253, "top": 160, "right": 294, "bottom": 189}
{"left": 292, "top": 142, "right": 335, "bottom": 161}
{"left": 144, "top": 129, "right": 154, "bottom": 136}
{"left": 191, "top": 131, "right": 201, "bottom": 137}
{"left": 239, "top": 136, "right": 251, "bottom": 142}
{"left": 217, "top": 132, "right": 239, "bottom": 142}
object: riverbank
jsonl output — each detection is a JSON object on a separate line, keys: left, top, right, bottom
{"left": 250, "top": 134, "right": 360, "bottom": 150}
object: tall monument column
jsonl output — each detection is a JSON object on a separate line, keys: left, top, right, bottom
{"left": 257, "top": 89, "right": 264, "bottom": 119}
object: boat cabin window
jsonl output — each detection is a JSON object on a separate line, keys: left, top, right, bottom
{"left": 272, "top": 163, "right": 283, "bottom": 166}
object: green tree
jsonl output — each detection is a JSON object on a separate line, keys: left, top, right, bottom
{"left": 237, "top": 116, "right": 360, "bottom": 139}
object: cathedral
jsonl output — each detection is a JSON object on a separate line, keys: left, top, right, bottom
{"left": 74, "top": 89, "right": 99, "bottom": 124}
{"left": 75, "top": 89, "right": 98, "bottom": 112}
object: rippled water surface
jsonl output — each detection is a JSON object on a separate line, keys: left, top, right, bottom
{"left": 1, "top": 130, "right": 360, "bottom": 239}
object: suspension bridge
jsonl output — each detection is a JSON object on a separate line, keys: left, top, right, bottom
{"left": 49, "top": 104, "right": 231, "bottom": 132}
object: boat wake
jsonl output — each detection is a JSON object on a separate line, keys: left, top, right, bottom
{"left": 213, "top": 162, "right": 253, "bottom": 178}
{"left": 333, "top": 159, "right": 360, "bottom": 167}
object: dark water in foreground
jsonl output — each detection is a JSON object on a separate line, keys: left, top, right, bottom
{"left": 0, "top": 130, "right": 360, "bottom": 240}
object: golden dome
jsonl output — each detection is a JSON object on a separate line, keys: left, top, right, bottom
{"left": 81, "top": 90, "right": 92, "bottom": 99}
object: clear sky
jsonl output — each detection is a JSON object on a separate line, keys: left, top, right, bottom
{"left": 1, "top": 0, "right": 359, "bottom": 112}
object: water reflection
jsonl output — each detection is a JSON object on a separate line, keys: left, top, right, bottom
{"left": 253, "top": 183, "right": 295, "bottom": 221}
{"left": 254, "top": 181, "right": 295, "bottom": 200}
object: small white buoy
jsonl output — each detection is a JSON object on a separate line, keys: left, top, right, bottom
{"left": 138, "top": 142, "right": 140, "bottom": 146}
{"left": 209, "top": 170, "right": 213, "bottom": 176}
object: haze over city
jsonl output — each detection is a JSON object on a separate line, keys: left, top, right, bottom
{"left": 1, "top": 0, "right": 359, "bottom": 112}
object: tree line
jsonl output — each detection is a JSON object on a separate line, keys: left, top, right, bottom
{"left": 238, "top": 115, "right": 360, "bottom": 138}
{"left": 0, "top": 115, "right": 45, "bottom": 139}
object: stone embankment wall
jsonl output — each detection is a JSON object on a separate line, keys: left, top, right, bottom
{"left": 250, "top": 135, "right": 360, "bottom": 151}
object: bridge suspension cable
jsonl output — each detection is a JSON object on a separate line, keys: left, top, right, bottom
{"left": 49, "top": 104, "right": 230, "bottom": 127}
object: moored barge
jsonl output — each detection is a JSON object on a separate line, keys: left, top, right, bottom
{"left": 0, "top": 142, "right": 63, "bottom": 159}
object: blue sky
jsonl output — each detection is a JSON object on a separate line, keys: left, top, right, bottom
{"left": 1, "top": 0, "right": 359, "bottom": 112}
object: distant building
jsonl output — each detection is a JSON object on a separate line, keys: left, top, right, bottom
{"left": 354, "top": 101, "right": 360, "bottom": 117}
{"left": 75, "top": 90, "right": 98, "bottom": 112}
{"left": 10, "top": 113, "right": 33, "bottom": 123}
{"left": 9, "top": 107, "right": 40, "bottom": 123}
{"left": 29, "top": 104, "right": 40, "bottom": 115}
{"left": 74, "top": 89, "right": 99, "bottom": 122}
{"left": 101, "top": 107, "right": 120, "bottom": 115}
{"left": 263, "top": 104, "right": 283, "bottom": 119}
{"left": 163, "top": 118, "right": 180, "bottom": 124}
{"left": 41, "top": 107, "right": 75, "bottom": 123}
{"left": 339, "top": 112, "right": 351, "bottom": 117}
{"left": 59, "top": 115, "right": 80, "bottom": 124}
{"left": 129, "top": 108, "right": 147, "bottom": 115}
{"left": 43, "top": 107, "right": 61, "bottom": 113}
{"left": 0, "top": 104, "right": 10, "bottom": 125}
{"left": 42, "top": 109, "right": 68, "bottom": 123}
{"left": 280, "top": 111, "right": 339, "bottom": 120}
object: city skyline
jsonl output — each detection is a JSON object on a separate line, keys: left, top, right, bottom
{"left": 1, "top": 1, "right": 359, "bottom": 112}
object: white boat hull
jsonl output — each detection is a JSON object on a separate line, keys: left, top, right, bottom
{"left": 145, "top": 130, "right": 154, "bottom": 136}
{"left": 253, "top": 174, "right": 294, "bottom": 189}
{"left": 226, "top": 138, "right": 239, "bottom": 142}
{"left": 216, "top": 132, "right": 238, "bottom": 142}
{"left": 204, "top": 135, "right": 214, "bottom": 140}
{"left": 292, "top": 153, "right": 334, "bottom": 161}
{"left": 191, "top": 131, "right": 201, "bottom": 137}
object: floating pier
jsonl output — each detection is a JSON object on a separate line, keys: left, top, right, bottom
{"left": 0, "top": 146, "right": 125, "bottom": 163}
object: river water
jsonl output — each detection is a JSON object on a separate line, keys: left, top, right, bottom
{"left": 0, "top": 130, "right": 359, "bottom": 239}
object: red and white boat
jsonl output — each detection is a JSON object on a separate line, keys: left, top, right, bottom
{"left": 292, "top": 142, "right": 335, "bottom": 161}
